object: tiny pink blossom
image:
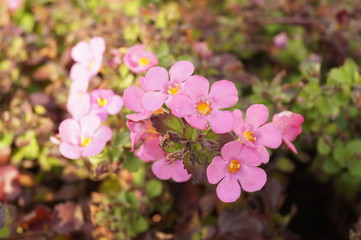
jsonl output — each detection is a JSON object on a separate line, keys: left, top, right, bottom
{"left": 123, "top": 86, "right": 153, "bottom": 121}
{"left": 89, "top": 89, "right": 123, "bottom": 121}
{"left": 58, "top": 115, "right": 112, "bottom": 159}
{"left": 233, "top": 104, "right": 282, "bottom": 163}
{"left": 206, "top": 141, "right": 267, "bottom": 203}
{"left": 123, "top": 44, "right": 158, "bottom": 74}
{"left": 70, "top": 37, "right": 106, "bottom": 86}
{"left": 171, "top": 76, "right": 238, "bottom": 134}
{"left": 6, "top": 0, "right": 23, "bottom": 11}
{"left": 193, "top": 41, "right": 213, "bottom": 59}
{"left": 0, "top": 165, "right": 21, "bottom": 201}
{"left": 272, "top": 111, "right": 304, "bottom": 154}
{"left": 152, "top": 156, "right": 191, "bottom": 182}
{"left": 141, "top": 61, "right": 195, "bottom": 111}
{"left": 273, "top": 32, "right": 288, "bottom": 49}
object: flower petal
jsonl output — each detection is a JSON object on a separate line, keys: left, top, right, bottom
{"left": 143, "top": 67, "right": 169, "bottom": 91}
{"left": 89, "top": 37, "right": 106, "bottom": 56}
{"left": 93, "top": 126, "right": 113, "bottom": 142}
{"left": 216, "top": 174, "right": 241, "bottom": 203}
{"left": 142, "top": 91, "right": 168, "bottom": 111}
{"left": 238, "top": 145, "right": 263, "bottom": 166}
{"left": 284, "top": 138, "right": 298, "bottom": 154}
{"left": 152, "top": 158, "right": 172, "bottom": 180}
{"left": 67, "top": 92, "right": 91, "bottom": 119}
{"left": 69, "top": 63, "right": 92, "bottom": 83}
{"left": 123, "top": 86, "right": 145, "bottom": 112}
{"left": 79, "top": 115, "right": 101, "bottom": 137}
{"left": 221, "top": 141, "right": 243, "bottom": 161}
{"left": 208, "top": 80, "right": 238, "bottom": 109}
{"left": 238, "top": 167, "right": 267, "bottom": 192}
{"left": 169, "top": 60, "right": 194, "bottom": 82}
{"left": 135, "top": 137, "right": 165, "bottom": 162}
{"left": 170, "top": 160, "right": 191, "bottom": 182}
{"left": 208, "top": 110, "right": 234, "bottom": 134}
{"left": 82, "top": 140, "right": 106, "bottom": 157}
{"left": 184, "top": 115, "right": 208, "bottom": 130}
{"left": 106, "top": 95, "right": 123, "bottom": 115}
{"left": 126, "top": 111, "right": 152, "bottom": 121}
{"left": 233, "top": 109, "right": 245, "bottom": 137}
{"left": 185, "top": 75, "right": 210, "bottom": 100}
{"left": 71, "top": 41, "right": 92, "bottom": 64}
{"left": 245, "top": 104, "right": 269, "bottom": 128}
{"left": 207, "top": 156, "right": 228, "bottom": 184}
{"left": 59, "top": 119, "right": 81, "bottom": 144}
{"left": 257, "top": 145, "right": 270, "bottom": 164}
{"left": 171, "top": 94, "right": 194, "bottom": 117}
{"left": 257, "top": 123, "right": 282, "bottom": 149}
{"left": 59, "top": 142, "right": 82, "bottom": 159}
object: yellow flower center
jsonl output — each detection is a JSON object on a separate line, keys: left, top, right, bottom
{"left": 97, "top": 98, "right": 108, "bottom": 107}
{"left": 228, "top": 160, "right": 241, "bottom": 173}
{"left": 196, "top": 101, "right": 211, "bottom": 115}
{"left": 167, "top": 84, "right": 180, "bottom": 95}
{"left": 138, "top": 57, "right": 150, "bottom": 66}
{"left": 243, "top": 131, "right": 256, "bottom": 143}
{"left": 81, "top": 137, "right": 92, "bottom": 147}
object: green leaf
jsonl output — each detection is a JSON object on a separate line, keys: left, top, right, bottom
{"left": 130, "top": 215, "right": 148, "bottom": 235}
{"left": 277, "top": 157, "right": 295, "bottom": 173}
{"left": 146, "top": 180, "right": 163, "bottom": 198}
{"left": 151, "top": 113, "right": 183, "bottom": 135}
{"left": 348, "top": 160, "right": 361, "bottom": 177}
{"left": 346, "top": 140, "right": 361, "bottom": 155}
{"left": 323, "top": 158, "right": 342, "bottom": 174}
{"left": 317, "top": 138, "right": 331, "bottom": 155}
{"left": 123, "top": 153, "right": 142, "bottom": 172}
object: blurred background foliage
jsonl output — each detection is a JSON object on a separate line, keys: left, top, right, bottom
{"left": 1, "top": 0, "right": 361, "bottom": 239}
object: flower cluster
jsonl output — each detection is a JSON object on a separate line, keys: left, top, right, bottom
{"left": 59, "top": 38, "right": 304, "bottom": 203}
{"left": 58, "top": 37, "right": 122, "bottom": 159}
{"left": 123, "top": 60, "right": 304, "bottom": 202}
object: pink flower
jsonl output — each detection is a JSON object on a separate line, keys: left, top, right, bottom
{"left": 273, "top": 32, "right": 288, "bottom": 49}
{"left": 152, "top": 156, "right": 191, "bottom": 182}
{"left": 126, "top": 120, "right": 166, "bottom": 162}
{"left": 123, "top": 86, "right": 153, "bottom": 121}
{"left": 6, "top": 0, "right": 23, "bottom": 11}
{"left": 89, "top": 89, "right": 123, "bottom": 121}
{"left": 58, "top": 115, "right": 112, "bottom": 159}
{"left": 193, "top": 41, "right": 213, "bottom": 59}
{"left": 233, "top": 105, "right": 282, "bottom": 163}
{"left": 123, "top": 44, "right": 158, "bottom": 74}
{"left": 0, "top": 165, "right": 21, "bottom": 201}
{"left": 70, "top": 37, "right": 106, "bottom": 87}
{"left": 206, "top": 141, "right": 267, "bottom": 203}
{"left": 67, "top": 91, "right": 91, "bottom": 120}
{"left": 141, "top": 61, "right": 195, "bottom": 111}
{"left": 171, "top": 75, "right": 238, "bottom": 134}
{"left": 272, "top": 111, "right": 304, "bottom": 154}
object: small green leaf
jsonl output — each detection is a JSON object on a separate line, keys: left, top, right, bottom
{"left": 151, "top": 113, "right": 183, "bottom": 135}
{"left": 323, "top": 158, "right": 341, "bottom": 174}
{"left": 146, "top": 180, "right": 163, "bottom": 198}
{"left": 317, "top": 138, "right": 331, "bottom": 155}
{"left": 123, "top": 153, "right": 142, "bottom": 172}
